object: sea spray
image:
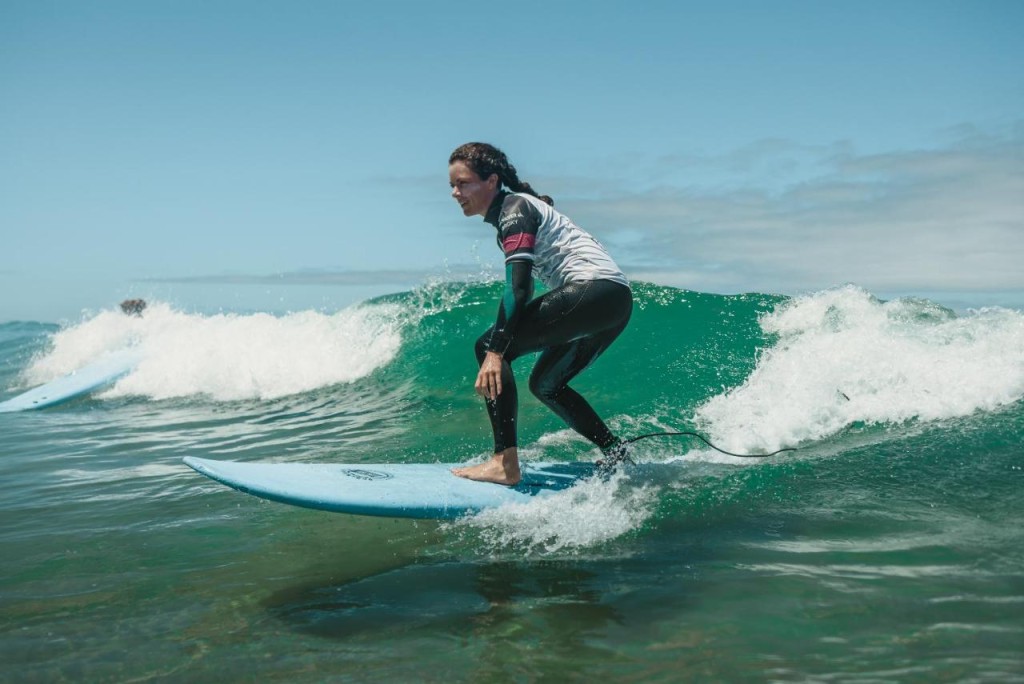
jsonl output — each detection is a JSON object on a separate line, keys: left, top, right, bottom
{"left": 447, "top": 469, "right": 658, "bottom": 554}
{"left": 694, "top": 286, "right": 1024, "bottom": 453}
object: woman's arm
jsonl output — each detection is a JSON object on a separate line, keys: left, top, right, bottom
{"left": 486, "top": 260, "right": 534, "bottom": 355}
{"left": 476, "top": 260, "right": 533, "bottom": 400}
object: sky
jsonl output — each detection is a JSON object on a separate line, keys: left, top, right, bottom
{"left": 2, "top": 0, "right": 1022, "bottom": 322}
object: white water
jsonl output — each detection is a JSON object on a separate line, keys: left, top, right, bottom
{"left": 24, "top": 301, "right": 406, "bottom": 401}
{"left": 454, "top": 468, "right": 658, "bottom": 554}
{"left": 696, "top": 286, "right": 1024, "bottom": 453}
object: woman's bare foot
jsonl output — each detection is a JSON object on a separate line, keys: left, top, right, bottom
{"left": 452, "top": 449, "right": 521, "bottom": 486}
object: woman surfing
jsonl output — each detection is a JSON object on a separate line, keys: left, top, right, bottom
{"left": 448, "top": 142, "right": 633, "bottom": 485}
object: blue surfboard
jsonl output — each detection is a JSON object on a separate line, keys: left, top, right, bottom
{"left": 183, "top": 456, "right": 602, "bottom": 519}
{"left": 0, "top": 348, "right": 142, "bottom": 413}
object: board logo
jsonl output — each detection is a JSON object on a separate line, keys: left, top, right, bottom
{"left": 342, "top": 468, "right": 393, "bottom": 481}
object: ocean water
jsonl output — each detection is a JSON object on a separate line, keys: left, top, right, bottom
{"left": 1, "top": 282, "right": 1022, "bottom": 682}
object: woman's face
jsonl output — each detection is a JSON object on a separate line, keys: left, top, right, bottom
{"left": 449, "top": 161, "right": 499, "bottom": 217}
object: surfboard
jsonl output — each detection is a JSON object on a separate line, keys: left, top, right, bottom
{"left": 183, "top": 456, "right": 602, "bottom": 519}
{"left": 0, "top": 348, "right": 142, "bottom": 413}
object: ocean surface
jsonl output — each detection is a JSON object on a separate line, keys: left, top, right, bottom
{"left": 1, "top": 282, "right": 1022, "bottom": 682}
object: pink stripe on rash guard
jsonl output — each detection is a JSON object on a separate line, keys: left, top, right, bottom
{"left": 502, "top": 233, "right": 536, "bottom": 254}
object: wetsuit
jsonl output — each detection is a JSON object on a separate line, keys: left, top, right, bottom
{"left": 477, "top": 191, "right": 632, "bottom": 453}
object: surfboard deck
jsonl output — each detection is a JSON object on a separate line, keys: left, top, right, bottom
{"left": 183, "top": 456, "right": 603, "bottom": 519}
{"left": 0, "top": 348, "right": 142, "bottom": 413}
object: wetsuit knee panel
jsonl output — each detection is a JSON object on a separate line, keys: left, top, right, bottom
{"left": 528, "top": 364, "right": 567, "bottom": 401}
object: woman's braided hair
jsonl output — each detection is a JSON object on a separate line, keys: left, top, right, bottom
{"left": 449, "top": 142, "right": 554, "bottom": 206}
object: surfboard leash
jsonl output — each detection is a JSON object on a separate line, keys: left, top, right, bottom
{"left": 623, "top": 431, "right": 797, "bottom": 459}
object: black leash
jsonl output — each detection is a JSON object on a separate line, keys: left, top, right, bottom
{"left": 622, "top": 431, "right": 797, "bottom": 459}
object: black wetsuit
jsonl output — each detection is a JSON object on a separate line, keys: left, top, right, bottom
{"left": 477, "top": 191, "right": 633, "bottom": 453}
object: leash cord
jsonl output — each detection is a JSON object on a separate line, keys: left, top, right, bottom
{"left": 623, "top": 431, "right": 796, "bottom": 458}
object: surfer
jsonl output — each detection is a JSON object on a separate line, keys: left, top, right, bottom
{"left": 119, "top": 299, "right": 147, "bottom": 317}
{"left": 449, "top": 142, "right": 632, "bottom": 485}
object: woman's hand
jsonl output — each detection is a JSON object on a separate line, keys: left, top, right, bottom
{"left": 475, "top": 351, "right": 504, "bottom": 400}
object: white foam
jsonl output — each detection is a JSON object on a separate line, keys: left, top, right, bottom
{"left": 450, "top": 470, "right": 658, "bottom": 554}
{"left": 695, "top": 286, "right": 1024, "bottom": 453}
{"left": 24, "top": 308, "right": 150, "bottom": 383}
{"left": 25, "top": 301, "right": 405, "bottom": 401}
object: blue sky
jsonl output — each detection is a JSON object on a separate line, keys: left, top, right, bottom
{"left": 2, "top": 0, "right": 1022, "bottom": 322}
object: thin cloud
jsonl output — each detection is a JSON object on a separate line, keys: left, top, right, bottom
{"left": 563, "top": 124, "right": 1024, "bottom": 295}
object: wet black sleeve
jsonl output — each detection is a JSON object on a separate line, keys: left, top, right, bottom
{"left": 485, "top": 196, "right": 541, "bottom": 354}
{"left": 486, "top": 260, "right": 534, "bottom": 354}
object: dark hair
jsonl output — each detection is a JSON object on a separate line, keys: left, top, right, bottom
{"left": 119, "top": 299, "right": 147, "bottom": 317}
{"left": 449, "top": 142, "right": 554, "bottom": 206}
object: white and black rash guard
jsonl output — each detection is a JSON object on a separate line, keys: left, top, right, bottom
{"left": 482, "top": 191, "right": 629, "bottom": 354}
{"left": 487, "top": 192, "right": 628, "bottom": 289}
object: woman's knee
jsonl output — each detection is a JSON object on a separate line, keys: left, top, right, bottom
{"left": 528, "top": 371, "right": 559, "bottom": 403}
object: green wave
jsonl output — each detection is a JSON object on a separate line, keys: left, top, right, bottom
{"left": 370, "top": 281, "right": 786, "bottom": 462}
